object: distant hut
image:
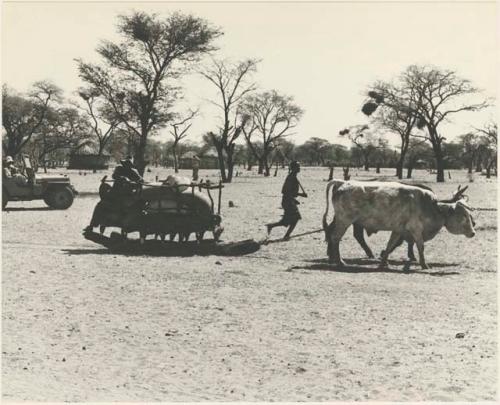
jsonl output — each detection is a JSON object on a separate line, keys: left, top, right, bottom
{"left": 68, "top": 142, "right": 111, "bottom": 170}
{"left": 179, "top": 150, "right": 219, "bottom": 169}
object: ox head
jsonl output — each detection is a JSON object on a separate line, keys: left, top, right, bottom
{"left": 443, "top": 199, "right": 476, "bottom": 238}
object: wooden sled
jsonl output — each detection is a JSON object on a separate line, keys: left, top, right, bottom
{"left": 83, "top": 229, "right": 260, "bottom": 257}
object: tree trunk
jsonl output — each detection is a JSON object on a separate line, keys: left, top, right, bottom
{"left": 264, "top": 158, "right": 271, "bottom": 177}
{"left": 435, "top": 149, "right": 445, "bottom": 182}
{"left": 475, "top": 156, "right": 482, "bottom": 172}
{"left": 257, "top": 158, "right": 264, "bottom": 174}
{"left": 134, "top": 135, "right": 148, "bottom": 176}
{"left": 396, "top": 161, "right": 404, "bottom": 179}
{"left": 172, "top": 144, "right": 179, "bottom": 173}
{"left": 406, "top": 165, "right": 413, "bottom": 179}
{"left": 226, "top": 150, "right": 234, "bottom": 183}
{"left": 215, "top": 144, "right": 227, "bottom": 182}
{"left": 486, "top": 161, "right": 492, "bottom": 178}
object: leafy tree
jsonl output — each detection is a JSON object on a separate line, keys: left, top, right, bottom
{"left": 273, "top": 138, "right": 295, "bottom": 168}
{"left": 299, "top": 137, "right": 333, "bottom": 166}
{"left": 2, "top": 81, "right": 62, "bottom": 157}
{"left": 339, "top": 125, "right": 385, "bottom": 171}
{"left": 364, "top": 65, "right": 488, "bottom": 182}
{"left": 365, "top": 81, "right": 419, "bottom": 178}
{"left": 475, "top": 122, "right": 497, "bottom": 178}
{"left": 405, "top": 139, "right": 433, "bottom": 179}
{"left": 200, "top": 58, "right": 259, "bottom": 182}
{"left": 460, "top": 132, "right": 482, "bottom": 174}
{"left": 38, "top": 107, "right": 89, "bottom": 171}
{"left": 77, "top": 11, "right": 222, "bottom": 175}
{"left": 241, "top": 90, "right": 303, "bottom": 176}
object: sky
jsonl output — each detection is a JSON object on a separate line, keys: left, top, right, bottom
{"left": 2, "top": 1, "right": 498, "bottom": 148}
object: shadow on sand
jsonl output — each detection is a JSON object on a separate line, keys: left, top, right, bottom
{"left": 3, "top": 206, "right": 53, "bottom": 212}
{"left": 287, "top": 258, "right": 461, "bottom": 276}
{"left": 63, "top": 231, "right": 261, "bottom": 257}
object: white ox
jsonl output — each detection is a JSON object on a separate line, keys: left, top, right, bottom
{"left": 322, "top": 180, "right": 476, "bottom": 269}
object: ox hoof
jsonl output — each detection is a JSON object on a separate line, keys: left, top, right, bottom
{"left": 420, "top": 263, "right": 431, "bottom": 270}
{"left": 378, "top": 261, "right": 389, "bottom": 269}
{"left": 408, "top": 256, "right": 417, "bottom": 262}
{"left": 330, "top": 259, "right": 346, "bottom": 268}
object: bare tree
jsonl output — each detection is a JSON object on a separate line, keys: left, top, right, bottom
{"left": 77, "top": 11, "right": 221, "bottom": 175}
{"left": 364, "top": 65, "right": 488, "bottom": 182}
{"left": 2, "top": 81, "right": 62, "bottom": 157}
{"left": 169, "top": 109, "right": 198, "bottom": 173}
{"left": 241, "top": 90, "right": 304, "bottom": 176}
{"left": 200, "top": 58, "right": 259, "bottom": 182}
{"left": 76, "top": 88, "right": 119, "bottom": 155}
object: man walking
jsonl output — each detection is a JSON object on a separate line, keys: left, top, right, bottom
{"left": 266, "top": 161, "right": 307, "bottom": 240}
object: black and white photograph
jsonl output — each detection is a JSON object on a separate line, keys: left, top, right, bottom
{"left": 1, "top": 0, "right": 497, "bottom": 402}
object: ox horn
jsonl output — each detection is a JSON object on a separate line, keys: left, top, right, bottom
{"left": 450, "top": 185, "right": 469, "bottom": 202}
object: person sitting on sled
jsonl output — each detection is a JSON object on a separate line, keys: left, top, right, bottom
{"left": 266, "top": 160, "right": 307, "bottom": 240}
{"left": 112, "top": 156, "right": 143, "bottom": 195}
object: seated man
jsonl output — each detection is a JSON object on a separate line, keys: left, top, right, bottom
{"left": 3, "top": 156, "right": 28, "bottom": 186}
{"left": 84, "top": 157, "right": 144, "bottom": 233}
{"left": 112, "top": 156, "right": 144, "bottom": 187}
{"left": 112, "top": 156, "right": 144, "bottom": 195}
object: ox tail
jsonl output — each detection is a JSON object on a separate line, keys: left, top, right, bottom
{"left": 322, "top": 179, "right": 339, "bottom": 240}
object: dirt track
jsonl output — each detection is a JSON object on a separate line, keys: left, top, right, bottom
{"left": 2, "top": 167, "right": 497, "bottom": 401}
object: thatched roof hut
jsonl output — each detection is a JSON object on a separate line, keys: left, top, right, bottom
{"left": 68, "top": 142, "right": 111, "bottom": 170}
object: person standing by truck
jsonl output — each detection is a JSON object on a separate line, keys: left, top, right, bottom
{"left": 266, "top": 161, "right": 307, "bottom": 240}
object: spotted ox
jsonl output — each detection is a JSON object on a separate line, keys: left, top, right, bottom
{"left": 352, "top": 183, "right": 469, "bottom": 261}
{"left": 322, "top": 180, "right": 476, "bottom": 269}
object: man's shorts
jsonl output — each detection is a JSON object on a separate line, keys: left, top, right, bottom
{"left": 281, "top": 197, "right": 301, "bottom": 225}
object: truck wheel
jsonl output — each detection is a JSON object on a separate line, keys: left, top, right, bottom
{"left": 43, "top": 194, "right": 54, "bottom": 207}
{"left": 46, "top": 187, "right": 74, "bottom": 209}
{"left": 2, "top": 188, "right": 8, "bottom": 210}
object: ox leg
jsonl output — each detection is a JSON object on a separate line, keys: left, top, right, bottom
{"left": 413, "top": 236, "right": 429, "bottom": 270}
{"left": 353, "top": 224, "right": 375, "bottom": 258}
{"left": 139, "top": 231, "right": 146, "bottom": 245}
{"left": 327, "top": 218, "right": 350, "bottom": 267}
{"left": 380, "top": 232, "right": 404, "bottom": 267}
{"left": 99, "top": 225, "right": 106, "bottom": 235}
{"left": 407, "top": 240, "right": 416, "bottom": 261}
{"left": 213, "top": 226, "right": 223, "bottom": 242}
{"left": 380, "top": 236, "right": 404, "bottom": 258}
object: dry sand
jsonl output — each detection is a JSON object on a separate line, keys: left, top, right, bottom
{"left": 2, "top": 167, "right": 497, "bottom": 401}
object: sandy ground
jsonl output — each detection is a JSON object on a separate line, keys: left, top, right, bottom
{"left": 1, "top": 166, "right": 497, "bottom": 401}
